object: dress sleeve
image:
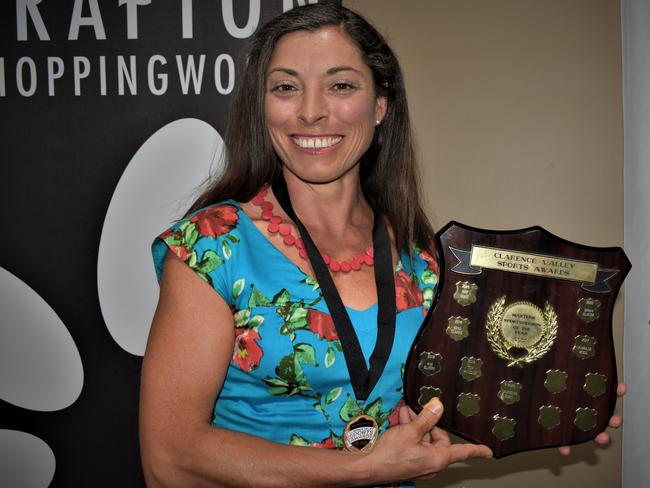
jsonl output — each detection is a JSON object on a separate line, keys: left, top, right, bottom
{"left": 151, "top": 203, "right": 242, "bottom": 305}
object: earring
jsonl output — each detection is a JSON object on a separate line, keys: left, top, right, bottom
{"left": 375, "top": 119, "right": 381, "bottom": 126}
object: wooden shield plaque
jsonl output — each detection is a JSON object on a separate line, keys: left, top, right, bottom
{"left": 404, "top": 222, "right": 630, "bottom": 458}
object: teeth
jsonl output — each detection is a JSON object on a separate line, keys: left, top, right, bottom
{"left": 293, "top": 136, "right": 342, "bottom": 149}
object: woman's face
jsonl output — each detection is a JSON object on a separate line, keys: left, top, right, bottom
{"left": 264, "top": 26, "right": 387, "bottom": 185}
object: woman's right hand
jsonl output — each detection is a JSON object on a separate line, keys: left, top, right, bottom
{"left": 366, "top": 398, "right": 492, "bottom": 483}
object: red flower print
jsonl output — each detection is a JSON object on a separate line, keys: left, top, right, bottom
{"left": 161, "top": 229, "right": 193, "bottom": 262}
{"left": 308, "top": 309, "right": 339, "bottom": 341}
{"left": 233, "top": 328, "right": 263, "bottom": 372}
{"left": 395, "top": 270, "right": 423, "bottom": 312}
{"left": 388, "top": 399, "right": 406, "bottom": 427}
{"left": 169, "top": 244, "right": 192, "bottom": 262}
{"left": 310, "top": 437, "right": 337, "bottom": 449}
{"left": 191, "top": 205, "right": 239, "bottom": 238}
{"left": 419, "top": 247, "right": 440, "bottom": 275}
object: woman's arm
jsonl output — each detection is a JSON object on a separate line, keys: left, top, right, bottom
{"left": 139, "top": 253, "right": 492, "bottom": 488}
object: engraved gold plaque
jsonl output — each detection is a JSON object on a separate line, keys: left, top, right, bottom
{"left": 574, "top": 407, "right": 598, "bottom": 432}
{"left": 544, "top": 369, "right": 568, "bottom": 394}
{"left": 453, "top": 281, "right": 478, "bottom": 306}
{"left": 457, "top": 393, "right": 480, "bottom": 417}
{"left": 470, "top": 246, "right": 599, "bottom": 284}
{"left": 459, "top": 356, "right": 483, "bottom": 381}
{"left": 486, "top": 297, "right": 558, "bottom": 368}
{"left": 417, "top": 352, "right": 442, "bottom": 376}
{"left": 492, "top": 415, "right": 516, "bottom": 441}
{"left": 538, "top": 405, "right": 562, "bottom": 430}
{"left": 498, "top": 380, "right": 522, "bottom": 405}
{"left": 572, "top": 335, "right": 597, "bottom": 360}
{"left": 577, "top": 297, "right": 601, "bottom": 323}
{"left": 418, "top": 386, "right": 441, "bottom": 406}
{"left": 446, "top": 316, "right": 470, "bottom": 341}
{"left": 583, "top": 373, "right": 607, "bottom": 398}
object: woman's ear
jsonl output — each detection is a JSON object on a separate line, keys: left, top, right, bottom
{"left": 375, "top": 94, "right": 388, "bottom": 125}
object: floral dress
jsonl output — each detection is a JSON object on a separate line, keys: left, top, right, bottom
{"left": 152, "top": 200, "right": 439, "bottom": 482}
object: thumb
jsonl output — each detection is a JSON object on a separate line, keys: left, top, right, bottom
{"left": 411, "top": 398, "right": 443, "bottom": 436}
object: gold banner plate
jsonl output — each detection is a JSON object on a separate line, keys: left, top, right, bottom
{"left": 470, "top": 246, "right": 598, "bottom": 284}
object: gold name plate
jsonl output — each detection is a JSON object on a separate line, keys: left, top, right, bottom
{"left": 469, "top": 246, "right": 598, "bottom": 284}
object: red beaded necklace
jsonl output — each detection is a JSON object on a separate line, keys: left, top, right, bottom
{"left": 251, "top": 186, "right": 374, "bottom": 273}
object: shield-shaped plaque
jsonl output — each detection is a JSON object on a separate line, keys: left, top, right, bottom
{"left": 404, "top": 222, "right": 630, "bottom": 457}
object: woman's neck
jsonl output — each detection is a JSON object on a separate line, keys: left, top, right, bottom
{"left": 282, "top": 168, "right": 373, "bottom": 240}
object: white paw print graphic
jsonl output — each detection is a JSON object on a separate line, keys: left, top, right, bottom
{"left": 1, "top": 119, "right": 223, "bottom": 486}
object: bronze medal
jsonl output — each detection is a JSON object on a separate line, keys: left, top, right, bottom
{"left": 343, "top": 414, "right": 379, "bottom": 452}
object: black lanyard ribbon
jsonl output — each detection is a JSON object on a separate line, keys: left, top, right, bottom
{"left": 272, "top": 175, "right": 396, "bottom": 402}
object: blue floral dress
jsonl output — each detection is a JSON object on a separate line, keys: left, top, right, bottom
{"left": 152, "top": 200, "right": 439, "bottom": 481}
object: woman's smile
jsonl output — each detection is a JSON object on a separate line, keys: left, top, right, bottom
{"left": 291, "top": 135, "right": 343, "bottom": 154}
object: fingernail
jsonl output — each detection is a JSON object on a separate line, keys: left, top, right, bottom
{"left": 425, "top": 397, "right": 443, "bottom": 415}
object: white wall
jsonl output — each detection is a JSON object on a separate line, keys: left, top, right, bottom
{"left": 622, "top": 1, "right": 650, "bottom": 486}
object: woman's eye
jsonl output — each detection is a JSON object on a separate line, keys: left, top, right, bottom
{"left": 332, "top": 82, "right": 356, "bottom": 91}
{"left": 271, "top": 83, "right": 297, "bottom": 93}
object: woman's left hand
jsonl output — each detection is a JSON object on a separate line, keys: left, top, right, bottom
{"left": 399, "top": 403, "right": 434, "bottom": 443}
{"left": 558, "top": 381, "right": 627, "bottom": 456}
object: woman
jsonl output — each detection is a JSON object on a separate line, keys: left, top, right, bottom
{"left": 140, "top": 4, "right": 622, "bottom": 486}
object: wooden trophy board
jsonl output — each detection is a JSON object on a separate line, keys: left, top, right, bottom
{"left": 404, "top": 222, "right": 630, "bottom": 458}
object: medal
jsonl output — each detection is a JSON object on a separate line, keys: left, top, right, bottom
{"left": 273, "top": 175, "right": 397, "bottom": 452}
{"left": 343, "top": 415, "right": 379, "bottom": 452}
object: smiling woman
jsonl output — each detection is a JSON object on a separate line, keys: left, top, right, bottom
{"left": 140, "top": 4, "right": 493, "bottom": 488}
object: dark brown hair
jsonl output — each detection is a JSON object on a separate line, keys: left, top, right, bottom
{"left": 188, "top": 3, "right": 434, "bottom": 252}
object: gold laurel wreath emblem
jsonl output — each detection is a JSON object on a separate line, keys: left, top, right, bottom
{"left": 486, "top": 296, "right": 558, "bottom": 368}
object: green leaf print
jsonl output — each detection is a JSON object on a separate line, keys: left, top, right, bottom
{"left": 232, "top": 279, "right": 245, "bottom": 299}
{"left": 226, "top": 234, "right": 240, "bottom": 243}
{"left": 222, "top": 239, "right": 232, "bottom": 260}
{"left": 302, "top": 276, "right": 320, "bottom": 291}
{"left": 325, "top": 387, "right": 342, "bottom": 405}
{"left": 277, "top": 302, "right": 311, "bottom": 339}
{"left": 339, "top": 395, "right": 363, "bottom": 422}
{"left": 324, "top": 346, "right": 336, "bottom": 368}
{"left": 181, "top": 221, "right": 200, "bottom": 249}
{"left": 294, "top": 343, "right": 316, "bottom": 366}
{"left": 264, "top": 344, "right": 316, "bottom": 398}
{"left": 196, "top": 250, "right": 222, "bottom": 275}
{"left": 366, "top": 398, "right": 391, "bottom": 426}
{"left": 422, "top": 287, "right": 435, "bottom": 308}
{"left": 288, "top": 434, "right": 310, "bottom": 447}
{"left": 288, "top": 305, "right": 309, "bottom": 329}
{"left": 233, "top": 309, "right": 251, "bottom": 328}
{"left": 248, "top": 286, "right": 271, "bottom": 307}
{"left": 421, "top": 269, "right": 438, "bottom": 285}
{"left": 272, "top": 288, "right": 291, "bottom": 306}
{"left": 263, "top": 377, "right": 291, "bottom": 396}
{"left": 331, "top": 432, "right": 343, "bottom": 449}
{"left": 162, "top": 231, "right": 182, "bottom": 248}
{"left": 365, "top": 398, "right": 383, "bottom": 420}
{"left": 339, "top": 396, "right": 390, "bottom": 426}
{"left": 188, "top": 250, "right": 198, "bottom": 268}
{"left": 276, "top": 355, "right": 297, "bottom": 383}
{"left": 247, "top": 315, "right": 264, "bottom": 329}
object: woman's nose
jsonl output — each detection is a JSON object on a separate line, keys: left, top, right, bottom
{"left": 298, "top": 88, "right": 328, "bottom": 125}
